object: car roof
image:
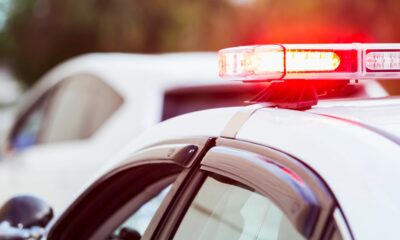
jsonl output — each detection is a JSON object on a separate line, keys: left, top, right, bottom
{"left": 45, "top": 52, "right": 216, "bottom": 78}
{"left": 39, "top": 52, "right": 221, "bottom": 93}
{"left": 308, "top": 97, "right": 400, "bottom": 139}
{"left": 237, "top": 101, "right": 400, "bottom": 240}
{"left": 107, "top": 96, "right": 400, "bottom": 240}
{"left": 17, "top": 52, "right": 246, "bottom": 114}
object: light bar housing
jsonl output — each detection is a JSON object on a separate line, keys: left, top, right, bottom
{"left": 219, "top": 43, "right": 400, "bottom": 81}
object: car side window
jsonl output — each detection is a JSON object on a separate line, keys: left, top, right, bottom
{"left": 173, "top": 174, "right": 305, "bottom": 240}
{"left": 11, "top": 90, "right": 53, "bottom": 150}
{"left": 10, "top": 74, "right": 123, "bottom": 150}
{"left": 111, "top": 184, "right": 172, "bottom": 239}
{"left": 41, "top": 74, "right": 123, "bottom": 143}
{"left": 47, "top": 162, "right": 184, "bottom": 240}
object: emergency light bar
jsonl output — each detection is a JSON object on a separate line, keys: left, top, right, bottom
{"left": 219, "top": 43, "right": 400, "bottom": 81}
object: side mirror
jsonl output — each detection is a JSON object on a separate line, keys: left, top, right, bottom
{"left": 0, "top": 195, "right": 53, "bottom": 228}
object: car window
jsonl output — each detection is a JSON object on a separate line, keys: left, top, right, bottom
{"left": 41, "top": 74, "right": 123, "bottom": 143}
{"left": 173, "top": 174, "right": 305, "bottom": 240}
{"left": 111, "top": 184, "right": 172, "bottom": 238}
{"left": 10, "top": 74, "right": 123, "bottom": 150}
{"left": 331, "top": 229, "right": 343, "bottom": 240}
{"left": 162, "top": 84, "right": 261, "bottom": 120}
{"left": 48, "top": 162, "right": 183, "bottom": 240}
{"left": 10, "top": 89, "right": 53, "bottom": 150}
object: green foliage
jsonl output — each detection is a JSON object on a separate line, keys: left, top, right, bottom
{"left": 3, "top": 0, "right": 236, "bottom": 86}
{"left": 2, "top": 0, "right": 400, "bottom": 87}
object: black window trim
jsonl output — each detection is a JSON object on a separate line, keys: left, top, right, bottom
{"left": 199, "top": 146, "right": 319, "bottom": 238}
{"left": 47, "top": 138, "right": 210, "bottom": 240}
{"left": 210, "top": 137, "right": 340, "bottom": 239}
{"left": 151, "top": 167, "right": 207, "bottom": 240}
{"left": 331, "top": 208, "right": 353, "bottom": 240}
{"left": 90, "top": 174, "right": 178, "bottom": 239}
{"left": 155, "top": 137, "right": 338, "bottom": 240}
{"left": 148, "top": 138, "right": 217, "bottom": 240}
{"left": 48, "top": 162, "right": 183, "bottom": 240}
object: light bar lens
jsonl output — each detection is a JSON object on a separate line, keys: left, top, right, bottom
{"left": 219, "top": 45, "right": 284, "bottom": 80}
{"left": 366, "top": 51, "right": 400, "bottom": 71}
{"left": 286, "top": 50, "right": 341, "bottom": 72}
{"left": 219, "top": 43, "right": 400, "bottom": 81}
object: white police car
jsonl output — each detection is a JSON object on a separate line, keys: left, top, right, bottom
{"left": 1, "top": 43, "right": 399, "bottom": 240}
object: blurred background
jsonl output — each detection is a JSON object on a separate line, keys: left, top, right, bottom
{"left": 1, "top": 0, "right": 400, "bottom": 86}
{"left": 0, "top": 0, "right": 400, "bottom": 210}
{"left": 0, "top": 0, "right": 398, "bottom": 210}
{"left": 0, "top": 0, "right": 400, "bottom": 143}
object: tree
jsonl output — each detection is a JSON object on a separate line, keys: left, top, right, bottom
{"left": 4, "top": 0, "right": 234, "bottom": 87}
{"left": 4, "top": 0, "right": 400, "bottom": 87}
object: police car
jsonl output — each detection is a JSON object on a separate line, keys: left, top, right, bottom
{"left": 1, "top": 43, "right": 399, "bottom": 240}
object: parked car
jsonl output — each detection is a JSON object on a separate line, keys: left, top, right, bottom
{"left": 0, "top": 43, "right": 397, "bottom": 240}
{"left": 0, "top": 52, "right": 264, "bottom": 211}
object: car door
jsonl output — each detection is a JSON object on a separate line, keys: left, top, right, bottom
{"left": 153, "top": 138, "right": 351, "bottom": 240}
{"left": 47, "top": 137, "right": 351, "bottom": 240}
{"left": 46, "top": 137, "right": 213, "bottom": 240}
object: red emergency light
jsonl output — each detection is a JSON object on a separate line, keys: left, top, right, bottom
{"left": 219, "top": 43, "right": 400, "bottom": 81}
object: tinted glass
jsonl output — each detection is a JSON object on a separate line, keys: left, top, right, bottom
{"left": 48, "top": 163, "right": 181, "bottom": 240}
{"left": 112, "top": 184, "right": 172, "bottom": 237}
{"left": 11, "top": 90, "right": 52, "bottom": 150}
{"left": 173, "top": 175, "right": 305, "bottom": 240}
{"left": 162, "top": 84, "right": 261, "bottom": 120}
{"left": 42, "top": 75, "right": 123, "bottom": 143}
{"left": 11, "top": 75, "right": 123, "bottom": 150}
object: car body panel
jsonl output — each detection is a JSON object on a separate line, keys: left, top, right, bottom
{"left": 236, "top": 106, "right": 400, "bottom": 240}
{"left": 1, "top": 51, "right": 396, "bottom": 238}
{"left": 92, "top": 97, "right": 400, "bottom": 239}
{"left": 309, "top": 97, "right": 400, "bottom": 138}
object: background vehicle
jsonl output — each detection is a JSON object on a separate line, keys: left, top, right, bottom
{"left": 0, "top": 52, "right": 265, "bottom": 211}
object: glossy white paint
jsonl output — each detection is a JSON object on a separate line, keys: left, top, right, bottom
{"left": 101, "top": 96, "right": 400, "bottom": 240}
{"left": 0, "top": 52, "right": 245, "bottom": 211}
{"left": 102, "top": 107, "right": 241, "bottom": 171}
{"left": 309, "top": 97, "right": 400, "bottom": 137}
{"left": 237, "top": 106, "right": 400, "bottom": 240}
{"left": 1, "top": 51, "right": 395, "bottom": 237}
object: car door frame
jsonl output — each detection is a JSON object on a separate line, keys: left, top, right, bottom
{"left": 48, "top": 136, "right": 351, "bottom": 240}
{"left": 46, "top": 137, "right": 214, "bottom": 240}
{"left": 153, "top": 137, "right": 347, "bottom": 240}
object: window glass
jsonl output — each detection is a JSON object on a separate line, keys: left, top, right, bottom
{"left": 42, "top": 75, "right": 123, "bottom": 143}
{"left": 11, "top": 75, "right": 123, "bottom": 149}
{"left": 11, "top": 91, "right": 52, "bottom": 150}
{"left": 162, "top": 85, "right": 260, "bottom": 120}
{"left": 48, "top": 163, "right": 182, "bottom": 239}
{"left": 331, "top": 229, "right": 343, "bottom": 240}
{"left": 112, "top": 184, "right": 172, "bottom": 237}
{"left": 173, "top": 175, "right": 305, "bottom": 240}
